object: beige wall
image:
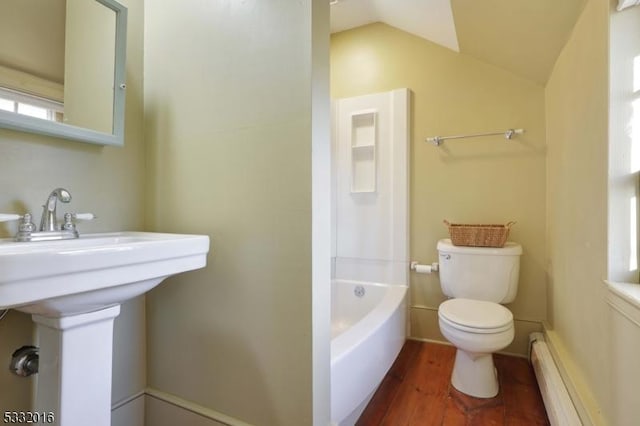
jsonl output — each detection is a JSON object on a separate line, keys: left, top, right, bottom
{"left": 0, "top": 0, "right": 145, "bottom": 416}
{"left": 0, "top": 0, "right": 65, "bottom": 84}
{"left": 144, "top": 1, "right": 328, "bottom": 425}
{"left": 545, "top": 0, "right": 610, "bottom": 423}
{"left": 0, "top": 0, "right": 65, "bottom": 101}
{"left": 331, "top": 23, "right": 547, "bottom": 355}
{"left": 63, "top": 0, "right": 116, "bottom": 133}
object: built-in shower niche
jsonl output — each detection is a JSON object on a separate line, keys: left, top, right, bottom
{"left": 350, "top": 110, "right": 377, "bottom": 193}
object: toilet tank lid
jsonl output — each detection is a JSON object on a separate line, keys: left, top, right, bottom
{"left": 437, "top": 239, "right": 522, "bottom": 255}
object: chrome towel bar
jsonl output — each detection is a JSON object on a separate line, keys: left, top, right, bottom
{"left": 426, "top": 128, "right": 524, "bottom": 146}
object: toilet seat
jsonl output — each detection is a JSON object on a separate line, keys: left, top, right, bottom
{"left": 439, "top": 298, "right": 513, "bottom": 334}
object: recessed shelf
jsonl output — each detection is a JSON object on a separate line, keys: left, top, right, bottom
{"left": 350, "top": 110, "right": 377, "bottom": 193}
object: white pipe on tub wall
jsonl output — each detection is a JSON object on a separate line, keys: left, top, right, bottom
{"left": 529, "top": 333, "right": 582, "bottom": 426}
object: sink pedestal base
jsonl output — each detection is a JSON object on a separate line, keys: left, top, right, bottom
{"left": 33, "top": 305, "right": 121, "bottom": 426}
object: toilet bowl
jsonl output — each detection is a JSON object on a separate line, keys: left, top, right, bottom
{"left": 438, "top": 298, "right": 514, "bottom": 398}
{"left": 436, "top": 239, "right": 522, "bottom": 398}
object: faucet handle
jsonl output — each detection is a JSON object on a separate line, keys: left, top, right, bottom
{"left": 18, "top": 213, "right": 36, "bottom": 233}
{"left": 62, "top": 213, "right": 96, "bottom": 232}
{"left": 1, "top": 214, "right": 36, "bottom": 232}
{"left": 10, "top": 213, "right": 37, "bottom": 241}
{"left": 71, "top": 213, "right": 97, "bottom": 221}
{"left": 0, "top": 214, "right": 22, "bottom": 222}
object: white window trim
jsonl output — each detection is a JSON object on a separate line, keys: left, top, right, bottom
{"left": 0, "top": 87, "right": 64, "bottom": 113}
{"left": 605, "top": 280, "right": 640, "bottom": 328}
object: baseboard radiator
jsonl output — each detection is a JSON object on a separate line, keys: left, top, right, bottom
{"left": 529, "top": 332, "right": 582, "bottom": 426}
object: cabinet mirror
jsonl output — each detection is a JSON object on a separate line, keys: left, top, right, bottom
{"left": 0, "top": 0, "right": 127, "bottom": 146}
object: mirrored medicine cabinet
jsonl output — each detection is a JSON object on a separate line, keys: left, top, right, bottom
{"left": 0, "top": 0, "right": 127, "bottom": 146}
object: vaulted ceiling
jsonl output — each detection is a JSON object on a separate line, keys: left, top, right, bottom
{"left": 329, "top": 0, "right": 587, "bottom": 85}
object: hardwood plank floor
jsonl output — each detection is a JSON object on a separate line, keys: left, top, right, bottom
{"left": 356, "top": 340, "right": 549, "bottom": 426}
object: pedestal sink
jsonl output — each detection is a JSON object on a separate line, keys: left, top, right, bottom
{"left": 0, "top": 232, "right": 210, "bottom": 426}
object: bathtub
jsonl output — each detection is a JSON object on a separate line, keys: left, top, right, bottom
{"left": 330, "top": 279, "right": 407, "bottom": 425}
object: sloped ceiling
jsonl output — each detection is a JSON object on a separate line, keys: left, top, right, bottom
{"left": 330, "top": 0, "right": 587, "bottom": 85}
{"left": 451, "top": 0, "right": 586, "bottom": 84}
{"left": 330, "top": 0, "right": 459, "bottom": 52}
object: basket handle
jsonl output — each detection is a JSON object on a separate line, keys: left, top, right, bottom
{"left": 444, "top": 220, "right": 516, "bottom": 229}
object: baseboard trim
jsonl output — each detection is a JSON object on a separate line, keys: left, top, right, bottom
{"left": 112, "top": 390, "right": 145, "bottom": 411}
{"left": 542, "top": 324, "right": 605, "bottom": 426}
{"left": 145, "top": 387, "right": 252, "bottom": 426}
{"left": 407, "top": 335, "right": 529, "bottom": 359}
{"left": 407, "top": 335, "right": 450, "bottom": 344}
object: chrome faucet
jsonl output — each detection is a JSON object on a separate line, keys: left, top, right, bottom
{"left": 0, "top": 188, "right": 95, "bottom": 242}
{"left": 39, "top": 188, "right": 72, "bottom": 232}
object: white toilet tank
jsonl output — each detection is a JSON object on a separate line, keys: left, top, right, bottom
{"left": 437, "top": 239, "right": 523, "bottom": 303}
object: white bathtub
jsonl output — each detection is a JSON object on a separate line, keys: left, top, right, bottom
{"left": 330, "top": 279, "right": 407, "bottom": 425}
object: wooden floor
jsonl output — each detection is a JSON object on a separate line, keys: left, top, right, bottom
{"left": 356, "top": 340, "right": 550, "bottom": 426}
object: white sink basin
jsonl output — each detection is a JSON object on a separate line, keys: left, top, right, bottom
{"left": 0, "top": 231, "right": 210, "bottom": 316}
{"left": 0, "top": 230, "right": 209, "bottom": 426}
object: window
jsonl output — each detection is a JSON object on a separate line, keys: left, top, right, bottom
{"left": 0, "top": 87, "right": 63, "bottom": 122}
{"left": 609, "top": 4, "right": 640, "bottom": 283}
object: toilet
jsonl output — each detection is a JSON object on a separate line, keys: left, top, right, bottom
{"left": 436, "top": 238, "right": 523, "bottom": 398}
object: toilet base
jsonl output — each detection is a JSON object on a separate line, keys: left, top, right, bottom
{"left": 451, "top": 349, "right": 499, "bottom": 398}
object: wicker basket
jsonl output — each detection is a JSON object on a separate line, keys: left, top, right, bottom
{"left": 443, "top": 220, "right": 516, "bottom": 248}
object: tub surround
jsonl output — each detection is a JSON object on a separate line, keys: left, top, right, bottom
{"left": 332, "top": 88, "right": 410, "bottom": 286}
